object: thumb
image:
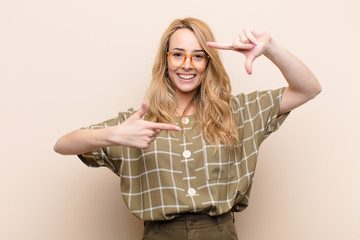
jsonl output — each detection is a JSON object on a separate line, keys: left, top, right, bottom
{"left": 133, "top": 102, "right": 148, "bottom": 119}
{"left": 245, "top": 55, "right": 255, "bottom": 75}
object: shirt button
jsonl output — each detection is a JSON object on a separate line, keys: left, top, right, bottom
{"left": 182, "top": 117, "right": 189, "bottom": 124}
{"left": 187, "top": 188, "right": 196, "bottom": 196}
{"left": 188, "top": 219, "right": 194, "bottom": 226}
{"left": 183, "top": 150, "right": 191, "bottom": 158}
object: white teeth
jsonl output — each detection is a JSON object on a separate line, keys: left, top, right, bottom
{"left": 178, "top": 74, "right": 196, "bottom": 80}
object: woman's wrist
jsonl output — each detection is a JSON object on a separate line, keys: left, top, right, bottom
{"left": 102, "top": 126, "right": 121, "bottom": 146}
{"left": 263, "top": 37, "right": 278, "bottom": 60}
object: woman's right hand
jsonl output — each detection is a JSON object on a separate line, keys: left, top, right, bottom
{"left": 54, "top": 102, "right": 180, "bottom": 155}
{"left": 111, "top": 102, "right": 180, "bottom": 149}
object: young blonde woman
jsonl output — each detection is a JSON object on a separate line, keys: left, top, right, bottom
{"left": 54, "top": 18, "right": 321, "bottom": 239}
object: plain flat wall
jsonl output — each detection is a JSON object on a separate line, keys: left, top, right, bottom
{"left": 1, "top": 0, "right": 359, "bottom": 239}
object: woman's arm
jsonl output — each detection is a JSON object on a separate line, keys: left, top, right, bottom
{"left": 207, "top": 28, "right": 321, "bottom": 115}
{"left": 54, "top": 102, "right": 180, "bottom": 155}
{"left": 54, "top": 127, "right": 116, "bottom": 155}
{"left": 263, "top": 39, "right": 321, "bottom": 115}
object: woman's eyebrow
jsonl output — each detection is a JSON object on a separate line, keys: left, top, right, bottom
{"left": 170, "top": 48, "right": 185, "bottom": 51}
{"left": 170, "top": 48, "right": 205, "bottom": 53}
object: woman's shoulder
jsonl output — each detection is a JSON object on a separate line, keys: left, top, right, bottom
{"left": 117, "top": 108, "right": 137, "bottom": 121}
{"left": 230, "top": 87, "right": 286, "bottom": 111}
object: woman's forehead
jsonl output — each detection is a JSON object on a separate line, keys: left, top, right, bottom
{"left": 168, "top": 28, "right": 203, "bottom": 51}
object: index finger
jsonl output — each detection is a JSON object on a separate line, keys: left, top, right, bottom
{"left": 206, "top": 42, "right": 235, "bottom": 50}
{"left": 146, "top": 122, "right": 180, "bottom": 131}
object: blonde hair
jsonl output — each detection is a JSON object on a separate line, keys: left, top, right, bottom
{"left": 145, "top": 18, "right": 238, "bottom": 147}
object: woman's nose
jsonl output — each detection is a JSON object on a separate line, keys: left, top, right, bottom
{"left": 182, "top": 56, "right": 193, "bottom": 69}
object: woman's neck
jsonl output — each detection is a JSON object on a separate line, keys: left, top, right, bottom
{"left": 175, "top": 92, "right": 196, "bottom": 116}
{"left": 175, "top": 105, "right": 195, "bottom": 116}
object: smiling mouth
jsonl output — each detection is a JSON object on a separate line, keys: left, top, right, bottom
{"left": 177, "top": 74, "right": 196, "bottom": 80}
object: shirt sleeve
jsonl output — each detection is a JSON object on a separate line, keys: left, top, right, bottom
{"left": 231, "top": 87, "right": 290, "bottom": 144}
{"left": 77, "top": 109, "right": 136, "bottom": 176}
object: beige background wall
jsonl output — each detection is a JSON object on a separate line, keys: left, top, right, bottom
{"left": 1, "top": 0, "right": 359, "bottom": 239}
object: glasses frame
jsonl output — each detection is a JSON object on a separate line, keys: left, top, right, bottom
{"left": 166, "top": 51, "right": 210, "bottom": 69}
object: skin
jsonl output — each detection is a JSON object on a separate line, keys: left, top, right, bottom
{"left": 54, "top": 26, "right": 321, "bottom": 155}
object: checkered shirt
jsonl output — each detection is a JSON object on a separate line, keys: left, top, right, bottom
{"left": 78, "top": 87, "right": 289, "bottom": 221}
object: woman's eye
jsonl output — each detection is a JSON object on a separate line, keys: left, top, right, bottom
{"left": 194, "top": 54, "right": 204, "bottom": 59}
{"left": 173, "top": 53, "right": 183, "bottom": 57}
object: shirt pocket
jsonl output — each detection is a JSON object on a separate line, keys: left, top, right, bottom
{"left": 204, "top": 147, "right": 236, "bottom": 181}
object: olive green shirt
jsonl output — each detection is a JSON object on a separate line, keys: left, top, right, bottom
{"left": 78, "top": 88, "right": 289, "bottom": 221}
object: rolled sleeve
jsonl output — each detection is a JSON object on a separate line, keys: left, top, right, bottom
{"left": 231, "top": 87, "right": 290, "bottom": 145}
{"left": 77, "top": 116, "right": 124, "bottom": 176}
{"left": 262, "top": 87, "right": 290, "bottom": 140}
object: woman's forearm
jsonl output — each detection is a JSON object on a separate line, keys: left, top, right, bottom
{"left": 264, "top": 39, "right": 322, "bottom": 98}
{"left": 263, "top": 39, "right": 321, "bottom": 115}
{"left": 53, "top": 128, "right": 114, "bottom": 155}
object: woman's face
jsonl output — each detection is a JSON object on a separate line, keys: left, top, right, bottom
{"left": 167, "top": 28, "right": 207, "bottom": 98}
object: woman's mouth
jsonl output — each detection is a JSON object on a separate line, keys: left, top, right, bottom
{"left": 177, "top": 74, "right": 196, "bottom": 80}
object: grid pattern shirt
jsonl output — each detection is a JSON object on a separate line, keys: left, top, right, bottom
{"left": 78, "top": 87, "right": 290, "bottom": 221}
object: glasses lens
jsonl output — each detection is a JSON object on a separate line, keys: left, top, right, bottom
{"left": 169, "top": 52, "right": 184, "bottom": 67}
{"left": 191, "top": 53, "right": 208, "bottom": 68}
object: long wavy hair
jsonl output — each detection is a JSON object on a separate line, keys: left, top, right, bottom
{"left": 145, "top": 18, "right": 239, "bottom": 147}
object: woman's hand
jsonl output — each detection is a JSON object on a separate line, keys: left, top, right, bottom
{"left": 207, "top": 28, "right": 272, "bottom": 74}
{"left": 207, "top": 28, "right": 321, "bottom": 116}
{"left": 110, "top": 102, "right": 180, "bottom": 149}
{"left": 54, "top": 102, "right": 180, "bottom": 155}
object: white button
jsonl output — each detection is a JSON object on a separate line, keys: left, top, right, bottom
{"left": 182, "top": 117, "right": 189, "bottom": 124}
{"left": 183, "top": 150, "right": 191, "bottom": 158}
{"left": 188, "top": 188, "right": 196, "bottom": 196}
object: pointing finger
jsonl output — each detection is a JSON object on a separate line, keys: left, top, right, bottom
{"left": 146, "top": 122, "right": 180, "bottom": 131}
{"left": 207, "top": 42, "right": 235, "bottom": 50}
{"left": 233, "top": 41, "right": 255, "bottom": 50}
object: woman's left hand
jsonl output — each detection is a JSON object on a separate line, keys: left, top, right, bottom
{"left": 207, "top": 28, "right": 272, "bottom": 74}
